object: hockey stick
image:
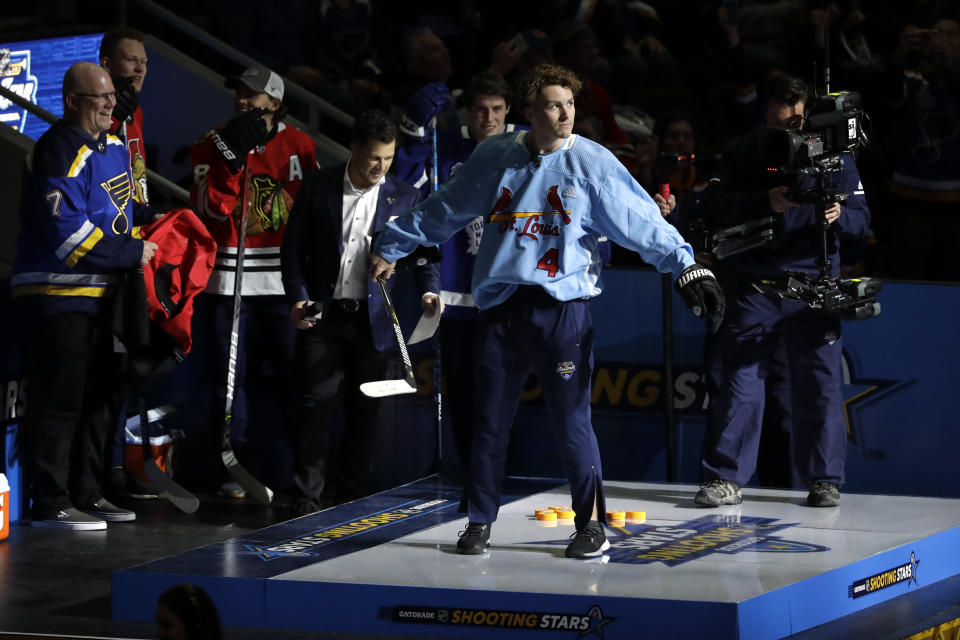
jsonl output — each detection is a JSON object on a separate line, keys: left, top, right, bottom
{"left": 430, "top": 123, "right": 443, "bottom": 468}
{"left": 359, "top": 276, "right": 418, "bottom": 398}
{"left": 139, "top": 400, "right": 199, "bottom": 513}
{"left": 220, "top": 159, "right": 274, "bottom": 504}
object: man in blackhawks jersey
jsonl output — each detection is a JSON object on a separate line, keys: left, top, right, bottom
{"left": 371, "top": 63, "right": 725, "bottom": 559}
{"left": 13, "top": 62, "right": 160, "bottom": 529}
{"left": 190, "top": 64, "right": 318, "bottom": 498}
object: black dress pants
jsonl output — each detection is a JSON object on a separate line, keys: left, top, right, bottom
{"left": 290, "top": 302, "right": 386, "bottom": 506}
{"left": 24, "top": 311, "right": 119, "bottom": 517}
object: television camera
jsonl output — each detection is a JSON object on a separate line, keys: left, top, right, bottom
{"left": 696, "top": 90, "right": 881, "bottom": 320}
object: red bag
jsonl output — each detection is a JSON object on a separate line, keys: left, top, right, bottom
{"left": 136, "top": 208, "right": 216, "bottom": 353}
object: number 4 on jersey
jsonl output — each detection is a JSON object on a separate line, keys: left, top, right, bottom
{"left": 537, "top": 248, "right": 560, "bottom": 277}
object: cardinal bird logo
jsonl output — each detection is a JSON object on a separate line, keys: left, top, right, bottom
{"left": 486, "top": 186, "right": 513, "bottom": 222}
{"left": 546, "top": 185, "right": 572, "bottom": 224}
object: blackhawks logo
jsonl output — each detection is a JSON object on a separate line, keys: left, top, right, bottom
{"left": 236, "top": 173, "right": 294, "bottom": 235}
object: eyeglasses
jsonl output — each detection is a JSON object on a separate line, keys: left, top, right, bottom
{"left": 72, "top": 91, "right": 116, "bottom": 102}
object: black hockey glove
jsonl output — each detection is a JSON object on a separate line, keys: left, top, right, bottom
{"left": 213, "top": 108, "right": 269, "bottom": 173}
{"left": 111, "top": 76, "right": 138, "bottom": 125}
{"left": 675, "top": 264, "right": 726, "bottom": 333}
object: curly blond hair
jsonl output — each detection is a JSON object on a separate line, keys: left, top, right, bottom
{"left": 516, "top": 63, "right": 583, "bottom": 109}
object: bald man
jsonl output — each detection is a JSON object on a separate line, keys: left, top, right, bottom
{"left": 12, "top": 61, "right": 159, "bottom": 530}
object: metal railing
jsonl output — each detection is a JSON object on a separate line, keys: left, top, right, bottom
{"left": 139, "top": 34, "right": 350, "bottom": 165}
{"left": 130, "top": 0, "right": 355, "bottom": 133}
{"left": 0, "top": 83, "right": 191, "bottom": 205}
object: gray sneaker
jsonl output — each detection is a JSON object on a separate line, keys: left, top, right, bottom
{"left": 695, "top": 479, "right": 742, "bottom": 506}
{"left": 82, "top": 497, "right": 136, "bottom": 522}
{"left": 31, "top": 508, "right": 107, "bottom": 530}
{"left": 807, "top": 481, "right": 840, "bottom": 507}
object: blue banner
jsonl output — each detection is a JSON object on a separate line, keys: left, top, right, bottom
{"left": 1, "top": 33, "right": 103, "bottom": 139}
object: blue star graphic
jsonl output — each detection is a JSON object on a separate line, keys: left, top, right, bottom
{"left": 579, "top": 605, "right": 614, "bottom": 638}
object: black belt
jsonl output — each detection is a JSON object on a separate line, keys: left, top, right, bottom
{"left": 331, "top": 299, "right": 364, "bottom": 313}
{"left": 510, "top": 285, "right": 565, "bottom": 308}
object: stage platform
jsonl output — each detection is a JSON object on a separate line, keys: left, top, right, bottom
{"left": 112, "top": 476, "right": 960, "bottom": 639}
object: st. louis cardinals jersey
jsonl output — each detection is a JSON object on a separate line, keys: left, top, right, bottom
{"left": 190, "top": 121, "right": 318, "bottom": 296}
{"left": 375, "top": 131, "right": 695, "bottom": 310}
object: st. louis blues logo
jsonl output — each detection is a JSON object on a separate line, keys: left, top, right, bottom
{"left": 101, "top": 172, "right": 132, "bottom": 233}
{"left": 534, "top": 515, "right": 829, "bottom": 565}
{"left": 556, "top": 361, "right": 576, "bottom": 381}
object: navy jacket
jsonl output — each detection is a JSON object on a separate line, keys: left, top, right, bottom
{"left": 280, "top": 163, "right": 440, "bottom": 351}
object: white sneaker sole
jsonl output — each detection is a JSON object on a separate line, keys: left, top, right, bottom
{"left": 567, "top": 538, "right": 610, "bottom": 558}
{"left": 31, "top": 519, "right": 107, "bottom": 531}
{"left": 87, "top": 511, "right": 136, "bottom": 522}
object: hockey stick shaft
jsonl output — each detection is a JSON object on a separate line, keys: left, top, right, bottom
{"left": 139, "top": 399, "right": 199, "bottom": 513}
{"left": 221, "top": 159, "right": 273, "bottom": 504}
{"left": 379, "top": 276, "right": 416, "bottom": 388}
{"left": 431, "top": 124, "right": 443, "bottom": 468}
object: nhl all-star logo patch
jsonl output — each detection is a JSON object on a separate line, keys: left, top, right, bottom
{"left": 556, "top": 361, "right": 576, "bottom": 380}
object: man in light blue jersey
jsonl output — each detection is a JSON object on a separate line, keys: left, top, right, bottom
{"left": 370, "top": 64, "right": 724, "bottom": 559}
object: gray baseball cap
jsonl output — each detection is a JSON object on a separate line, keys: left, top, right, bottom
{"left": 225, "top": 65, "right": 284, "bottom": 100}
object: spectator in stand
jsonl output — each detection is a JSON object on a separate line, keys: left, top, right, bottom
{"left": 392, "top": 27, "right": 458, "bottom": 140}
{"left": 883, "top": 17, "right": 960, "bottom": 281}
{"left": 550, "top": 20, "right": 637, "bottom": 172}
{"left": 155, "top": 583, "right": 224, "bottom": 640}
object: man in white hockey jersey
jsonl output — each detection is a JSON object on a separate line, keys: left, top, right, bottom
{"left": 370, "top": 64, "right": 724, "bottom": 559}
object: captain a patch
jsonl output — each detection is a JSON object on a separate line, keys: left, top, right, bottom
{"left": 556, "top": 361, "right": 576, "bottom": 380}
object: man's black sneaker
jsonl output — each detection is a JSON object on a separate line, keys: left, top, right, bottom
{"left": 807, "top": 481, "right": 840, "bottom": 507}
{"left": 82, "top": 498, "right": 136, "bottom": 522}
{"left": 695, "top": 478, "right": 742, "bottom": 507}
{"left": 565, "top": 521, "right": 610, "bottom": 558}
{"left": 456, "top": 522, "right": 491, "bottom": 555}
{"left": 31, "top": 507, "right": 106, "bottom": 530}
{"left": 292, "top": 497, "right": 321, "bottom": 517}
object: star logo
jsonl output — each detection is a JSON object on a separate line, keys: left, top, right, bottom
{"left": 840, "top": 350, "right": 900, "bottom": 452}
{"left": 578, "top": 605, "right": 614, "bottom": 638}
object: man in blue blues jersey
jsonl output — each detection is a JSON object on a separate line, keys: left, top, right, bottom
{"left": 371, "top": 63, "right": 724, "bottom": 559}
{"left": 12, "top": 62, "right": 159, "bottom": 530}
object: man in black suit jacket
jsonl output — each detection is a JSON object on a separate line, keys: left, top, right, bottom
{"left": 281, "top": 110, "right": 441, "bottom": 513}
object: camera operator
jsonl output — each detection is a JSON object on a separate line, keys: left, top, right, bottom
{"left": 694, "top": 75, "right": 870, "bottom": 509}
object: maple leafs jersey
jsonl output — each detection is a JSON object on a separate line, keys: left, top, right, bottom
{"left": 12, "top": 120, "right": 154, "bottom": 315}
{"left": 190, "top": 121, "right": 319, "bottom": 296}
{"left": 375, "top": 131, "right": 695, "bottom": 310}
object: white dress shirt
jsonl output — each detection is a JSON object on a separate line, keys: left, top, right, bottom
{"left": 334, "top": 165, "right": 383, "bottom": 300}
